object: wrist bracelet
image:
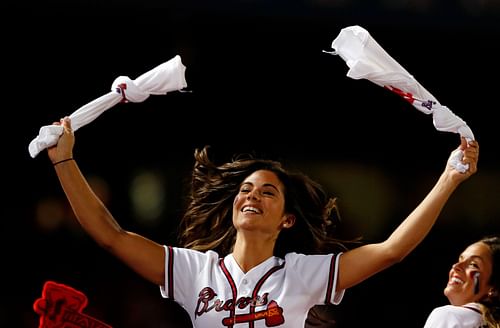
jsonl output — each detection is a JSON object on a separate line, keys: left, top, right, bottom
{"left": 53, "top": 158, "right": 74, "bottom": 166}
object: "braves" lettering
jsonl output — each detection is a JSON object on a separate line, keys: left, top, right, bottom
{"left": 195, "top": 287, "right": 269, "bottom": 317}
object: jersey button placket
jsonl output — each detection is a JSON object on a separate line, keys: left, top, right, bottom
{"left": 240, "top": 278, "right": 249, "bottom": 295}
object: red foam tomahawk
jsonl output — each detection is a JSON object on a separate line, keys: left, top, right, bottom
{"left": 33, "top": 280, "right": 112, "bottom": 328}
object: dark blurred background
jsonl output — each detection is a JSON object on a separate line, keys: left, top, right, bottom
{"left": 2, "top": 0, "right": 500, "bottom": 327}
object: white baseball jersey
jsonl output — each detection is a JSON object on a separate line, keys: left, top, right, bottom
{"left": 160, "top": 246, "right": 344, "bottom": 327}
{"left": 423, "top": 303, "right": 485, "bottom": 328}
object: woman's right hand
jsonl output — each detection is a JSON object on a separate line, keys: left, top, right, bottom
{"left": 47, "top": 116, "right": 75, "bottom": 164}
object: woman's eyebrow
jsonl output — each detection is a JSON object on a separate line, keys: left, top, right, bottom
{"left": 262, "top": 183, "right": 280, "bottom": 192}
{"left": 459, "top": 254, "right": 486, "bottom": 263}
{"left": 242, "top": 181, "right": 280, "bottom": 192}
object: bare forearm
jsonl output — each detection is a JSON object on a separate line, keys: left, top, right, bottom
{"left": 54, "top": 159, "right": 122, "bottom": 248}
{"left": 385, "top": 172, "right": 459, "bottom": 260}
{"left": 338, "top": 140, "right": 478, "bottom": 290}
{"left": 338, "top": 173, "right": 460, "bottom": 289}
{"left": 387, "top": 139, "right": 479, "bottom": 258}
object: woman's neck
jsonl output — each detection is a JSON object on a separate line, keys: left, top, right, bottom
{"left": 232, "top": 234, "right": 275, "bottom": 273}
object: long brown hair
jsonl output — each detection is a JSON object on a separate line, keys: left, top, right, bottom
{"left": 177, "top": 146, "right": 356, "bottom": 257}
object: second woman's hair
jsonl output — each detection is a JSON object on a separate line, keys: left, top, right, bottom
{"left": 479, "top": 236, "right": 500, "bottom": 328}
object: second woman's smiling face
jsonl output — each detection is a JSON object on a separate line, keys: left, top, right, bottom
{"left": 445, "top": 241, "right": 494, "bottom": 305}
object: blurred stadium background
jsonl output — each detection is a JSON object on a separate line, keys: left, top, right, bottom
{"left": 3, "top": 1, "right": 500, "bottom": 327}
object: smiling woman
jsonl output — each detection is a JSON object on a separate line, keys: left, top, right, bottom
{"left": 43, "top": 116, "right": 478, "bottom": 327}
{"left": 423, "top": 236, "right": 500, "bottom": 328}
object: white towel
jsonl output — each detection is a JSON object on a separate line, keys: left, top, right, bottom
{"left": 28, "top": 55, "right": 188, "bottom": 158}
{"left": 326, "top": 25, "right": 474, "bottom": 172}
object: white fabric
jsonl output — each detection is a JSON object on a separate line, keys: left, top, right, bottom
{"left": 327, "top": 25, "right": 474, "bottom": 172}
{"left": 423, "top": 303, "right": 484, "bottom": 328}
{"left": 28, "top": 55, "right": 187, "bottom": 158}
{"left": 160, "top": 247, "right": 344, "bottom": 328}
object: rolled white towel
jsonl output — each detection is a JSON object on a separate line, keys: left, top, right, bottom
{"left": 325, "top": 25, "right": 474, "bottom": 172}
{"left": 28, "top": 55, "right": 187, "bottom": 158}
